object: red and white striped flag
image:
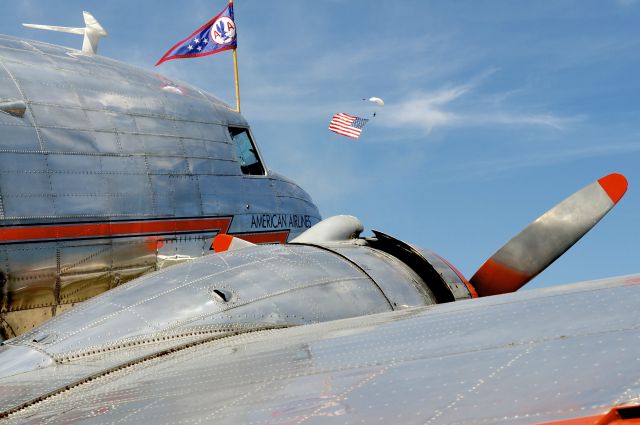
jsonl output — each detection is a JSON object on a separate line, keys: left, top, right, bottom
{"left": 328, "top": 112, "right": 369, "bottom": 139}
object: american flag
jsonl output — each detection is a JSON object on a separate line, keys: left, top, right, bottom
{"left": 328, "top": 113, "right": 369, "bottom": 139}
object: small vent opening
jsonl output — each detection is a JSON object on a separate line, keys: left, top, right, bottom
{"left": 211, "top": 289, "right": 231, "bottom": 303}
{"left": 0, "top": 100, "right": 26, "bottom": 118}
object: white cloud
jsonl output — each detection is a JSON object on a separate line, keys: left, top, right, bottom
{"left": 477, "top": 113, "right": 585, "bottom": 129}
{"left": 439, "top": 141, "right": 640, "bottom": 182}
{"left": 379, "top": 75, "right": 582, "bottom": 135}
{"left": 380, "top": 87, "right": 468, "bottom": 133}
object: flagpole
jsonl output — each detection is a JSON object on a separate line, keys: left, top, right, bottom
{"left": 233, "top": 48, "right": 240, "bottom": 113}
{"left": 230, "top": 0, "right": 240, "bottom": 113}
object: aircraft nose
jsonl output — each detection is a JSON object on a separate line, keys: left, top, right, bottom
{"left": 0, "top": 344, "right": 54, "bottom": 379}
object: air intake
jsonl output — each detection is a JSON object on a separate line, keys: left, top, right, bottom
{"left": 0, "top": 99, "right": 26, "bottom": 118}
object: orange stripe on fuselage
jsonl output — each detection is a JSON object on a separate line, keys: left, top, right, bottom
{"left": 0, "top": 217, "right": 232, "bottom": 243}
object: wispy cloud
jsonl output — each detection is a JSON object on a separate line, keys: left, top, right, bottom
{"left": 439, "top": 141, "right": 640, "bottom": 182}
{"left": 379, "top": 75, "right": 582, "bottom": 135}
{"left": 380, "top": 86, "right": 469, "bottom": 133}
{"left": 475, "top": 113, "right": 585, "bottom": 129}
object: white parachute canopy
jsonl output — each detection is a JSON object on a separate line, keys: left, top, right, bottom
{"left": 367, "top": 97, "right": 385, "bottom": 107}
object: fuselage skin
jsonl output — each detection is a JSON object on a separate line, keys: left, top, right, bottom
{"left": 0, "top": 35, "right": 320, "bottom": 337}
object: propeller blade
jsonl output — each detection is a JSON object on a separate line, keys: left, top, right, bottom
{"left": 470, "top": 173, "right": 627, "bottom": 296}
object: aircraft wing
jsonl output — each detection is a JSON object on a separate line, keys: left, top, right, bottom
{"left": 1, "top": 274, "right": 639, "bottom": 424}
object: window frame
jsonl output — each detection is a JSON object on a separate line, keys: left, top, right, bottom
{"left": 227, "top": 126, "right": 268, "bottom": 177}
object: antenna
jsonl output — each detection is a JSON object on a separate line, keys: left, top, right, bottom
{"left": 23, "top": 11, "right": 108, "bottom": 55}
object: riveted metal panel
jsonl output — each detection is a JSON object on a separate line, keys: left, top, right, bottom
{"left": 59, "top": 242, "right": 112, "bottom": 275}
{"left": 171, "top": 176, "right": 203, "bottom": 216}
{"left": 200, "top": 122, "right": 229, "bottom": 142}
{"left": 157, "top": 238, "right": 212, "bottom": 267}
{"left": 59, "top": 271, "right": 112, "bottom": 305}
{"left": 107, "top": 111, "right": 137, "bottom": 133}
{"left": 94, "top": 170, "right": 153, "bottom": 212}
{"left": 47, "top": 154, "right": 101, "bottom": 173}
{"left": 3, "top": 277, "right": 640, "bottom": 424}
{"left": 204, "top": 139, "right": 235, "bottom": 160}
{"left": 103, "top": 173, "right": 150, "bottom": 195}
{"left": 1, "top": 196, "right": 55, "bottom": 219}
{"left": 58, "top": 241, "right": 114, "bottom": 304}
{"left": 186, "top": 157, "right": 213, "bottom": 174}
{"left": 38, "top": 127, "right": 98, "bottom": 153}
{"left": 170, "top": 121, "right": 203, "bottom": 141}
{"left": 134, "top": 115, "right": 176, "bottom": 136}
{"left": 129, "top": 96, "right": 163, "bottom": 118}
{"left": 179, "top": 138, "right": 208, "bottom": 158}
{"left": 182, "top": 99, "right": 219, "bottom": 124}
{"left": 50, "top": 172, "right": 107, "bottom": 195}
{"left": 211, "top": 176, "right": 277, "bottom": 211}
{"left": 0, "top": 172, "right": 51, "bottom": 196}
{"left": 116, "top": 131, "right": 145, "bottom": 153}
{"left": 30, "top": 105, "right": 84, "bottom": 132}
{"left": 0, "top": 72, "right": 21, "bottom": 100}
{"left": 83, "top": 110, "right": 114, "bottom": 132}
{"left": 100, "top": 156, "right": 145, "bottom": 173}
{"left": 11, "top": 66, "right": 80, "bottom": 107}
{"left": 108, "top": 193, "right": 154, "bottom": 217}
{"left": 142, "top": 136, "right": 185, "bottom": 156}
{"left": 54, "top": 195, "right": 110, "bottom": 217}
{"left": 110, "top": 239, "right": 156, "bottom": 270}
{"left": 3, "top": 243, "right": 57, "bottom": 310}
{"left": 1, "top": 52, "right": 45, "bottom": 71}
{"left": 88, "top": 132, "right": 122, "bottom": 153}
{"left": 146, "top": 156, "right": 189, "bottom": 174}
{"left": 0, "top": 153, "right": 47, "bottom": 172}
{"left": 160, "top": 94, "right": 195, "bottom": 122}
{"left": 149, "top": 174, "right": 173, "bottom": 214}
{"left": 0, "top": 35, "right": 31, "bottom": 50}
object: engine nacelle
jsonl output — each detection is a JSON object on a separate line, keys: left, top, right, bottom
{"left": 0, "top": 220, "right": 473, "bottom": 381}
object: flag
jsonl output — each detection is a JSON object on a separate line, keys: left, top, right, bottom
{"left": 328, "top": 113, "right": 369, "bottom": 139}
{"left": 156, "top": 3, "right": 237, "bottom": 66}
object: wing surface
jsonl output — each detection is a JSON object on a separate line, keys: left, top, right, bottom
{"left": 1, "top": 275, "right": 640, "bottom": 424}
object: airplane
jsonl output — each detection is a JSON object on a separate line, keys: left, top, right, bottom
{"left": 0, "top": 169, "right": 636, "bottom": 424}
{"left": 0, "top": 13, "right": 638, "bottom": 425}
{"left": 0, "top": 18, "right": 321, "bottom": 338}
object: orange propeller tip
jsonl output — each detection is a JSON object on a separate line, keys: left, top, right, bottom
{"left": 598, "top": 173, "right": 628, "bottom": 204}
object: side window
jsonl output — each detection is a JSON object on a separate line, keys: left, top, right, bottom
{"left": 228, "top": 127, "right": 265, "bottom": 176}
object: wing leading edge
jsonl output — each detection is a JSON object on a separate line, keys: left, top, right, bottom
{"left": 1, "top": 274, "right": 639, "bottom": 424}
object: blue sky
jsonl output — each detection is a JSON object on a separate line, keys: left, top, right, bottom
{"left": 2, "top": 1, "right": 639, "bottom": 289}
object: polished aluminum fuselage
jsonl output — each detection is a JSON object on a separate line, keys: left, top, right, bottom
{"left": 0, "top": 35, "right": 320, "bottom": 337}
{"left": 0, "top": 234, "right": 474, "bottom": 418}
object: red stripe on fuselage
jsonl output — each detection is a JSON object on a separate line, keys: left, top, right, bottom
{"left": 233, "top": 231, "right": 290, "bottom": 245}
{"left": 0, "top": 217, "right": 233, "bottom": 243}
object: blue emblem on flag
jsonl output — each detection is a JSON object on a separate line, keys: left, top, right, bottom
{"left": 156, "top": 3, "right": 237, "bottom": 66}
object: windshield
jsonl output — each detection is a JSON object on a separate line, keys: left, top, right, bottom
{"left": 228, "top": 127, "right": 265, "bottom": 176}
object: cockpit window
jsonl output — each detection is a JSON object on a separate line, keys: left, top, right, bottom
{"left": 228, "top": 127, "right": 265, "bottom": 176}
